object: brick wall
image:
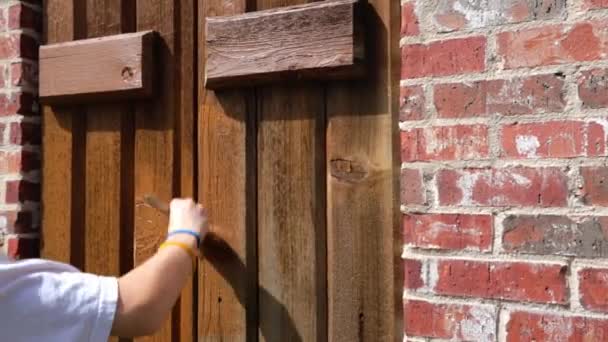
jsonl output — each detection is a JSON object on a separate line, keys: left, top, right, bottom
{"left": 0, "top": 0, "right": 40, "bottom": 260}
{"left": 401, "top": 1, "right": 608, "bottom": 341}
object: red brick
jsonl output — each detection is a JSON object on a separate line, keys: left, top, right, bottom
{"left": 506, "top": 311, "right": 608, "bottom": 341}
{"left": 7, "top": 236, "right": 39, "bottom": 259}
{"left": 404, "top": 214, "right": 492, "bottom": 251}
{"left": 402, "top": 37, "right": 486, "bottom": 78}
{"left": 0, "top": 9, "right": 6, "bottom": 31}
{"left": 401, "top": 168, "right": 425, "bottom": 206}
{"left": 581, "top": 166, "right": 608, "bottom": 206}
{"left": 9, "top": 122, "right": 41, "bottom": 145}
{"left": 498, "top": 22, "right": 608, "bottom": 69}
{"left": 0, "top": 150, "right": 40, "bottom": 173}
{"left": 0, "top": 92, "right": 36, "bottom": 116}
{"left": 503, "top": 215, "right": 608, "bottom": 257}
{"left": 8, "top": 3, "right": 41, "bottom": 31}
{"left": 500, "top": 121, "right": 605, "bottom": 159}
{"left": 404, "top": 259, "right": 423, "bottom": 290}
{"left": 435, "top": 260, "right": 568, "bottom": 304}
{"left": 0, "top": 33, "right": 38, "bottom": 59}
{"left": 434, "top": 74, "right": 566, "bottom": 118}
{"left": 437, "top": 167, "right": 568, "bottom": 207}
{"left": 0, "top": 211, "right": 33, "bottom": 234}
{"left": 584, "top": 0, "right": 608, "bottom": 9}
{"left": 400, "top": 86, "right": 424, "bottom": 121}
{"left": 578, "top": 68, "right": 608, "bottom": 109}
{"left": 5, "top": 180, "right": 39, "bottom": 203}
{"left": 433, "top": 0, "right": 566, "bottom": 32}
{"left": 579, "top": 268, "right": 608, "bottom": 312}
{"left": 404, "top": 299, "right": 496, "bottom": 340}
{"left": 401, "top": 2, "right": 419, "bottom": 37}
{"left": 401, "top": 125, "right": 489, "bottom": 161}
{"left": 11, "top": 61, "right": 37, "bottom": 87}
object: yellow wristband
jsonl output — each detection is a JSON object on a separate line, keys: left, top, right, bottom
{"left": 159, "top": 241, "right": 197, "bottom": 269}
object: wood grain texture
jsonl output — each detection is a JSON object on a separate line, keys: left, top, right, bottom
{"left": 177, "top": 0, "right": 196, "bottom": 340}
{"left": 134, "top": 0, "right": 176, "bottom": 340}
{"left": 326, "top": 1, "right": 402, "bottom": 341}
{"left": 40, "top": 31, "right": 155, "bottom": 105}
{"left": 198, "top": 0, "right": 256, "bottom": 341}
{"left": 205, "top": 0, "right": 364, "bottom": 88}
{"left": 257, "top": 84, "right": 326, "bottom": 342}
{"left": 41, "top": 0, "right": 86, "bottom": 268}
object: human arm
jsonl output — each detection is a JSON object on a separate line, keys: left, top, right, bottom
{"left": 110, "top": 198, "right": 207, "bottom": 337}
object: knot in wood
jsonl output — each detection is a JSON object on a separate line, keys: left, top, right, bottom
{"left": 330, "top": 158, "right": 367, "bottom": 182}
{"left": 122, "top": 66, "right": 135, "bottom": 80}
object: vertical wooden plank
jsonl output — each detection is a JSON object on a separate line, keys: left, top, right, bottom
{"left": 83, "top": 3, "right": 134, "bottom": 342}
{"left": 83, "top": 0, "right": 129, "bottom": 279}
{"left": 198, "top": 0, "right": 255, "bottom": 341}
{"left": 134, "top": 0, "right": 176, "bottom": 341}
{"left": 256, "top": 2, "right": 326, "bottom": 342}
{"left": 41, "top": 0, "right": 86, "bottom": 268}
{"left": 257, "top": 85, "right": 326, "bottom": 342}
{"left": 326, "top": 0, "right": 402, "bottom": 341}
{"left": 177, "top": 0, "right": 196, "bottom": 340}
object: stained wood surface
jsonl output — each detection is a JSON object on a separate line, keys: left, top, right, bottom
{"left": 326, "top": 1, "right": 402, "bottom": 341}
{"left": 198, "top": 0, "right": 256, "bottom": 340}
{"left": 134, "top": 0, "right": 176, "bottom": 341}
{"left": 177, "top": 0, "right": 197, "bottom": 340}
{"left": 257, "top": 85, "right": 327, "bottom": 342}
{"left": 205, "top": 0, "right": 364, "bottom": 88}
{"left": 41, "top": 0, "right": 86, "bottom": 268}
{"left": 40, "top": 31, "right": 155, "bottom": 104}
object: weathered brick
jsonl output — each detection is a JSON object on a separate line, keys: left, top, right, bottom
{"left": 500, "top": 121, "right": 605, "bottom": 158}
{"left": 8, "top": 3, "right": 41, "bottom": 31}
{"left": 0, "top": 8, "right": 6, "bottom": 31}
{"left": 0, "top": 210, "right": 33, "bottom": 234}
{"left": 578, "top": 68, "right": 608, "bottom": 109}
{"left": 434, "top": 74, "right": 566, "bottom": 118}
{"left": 9, "top": 122, "right": 41, "bottom": 145}
{"left": 503, "top": 215, "right": 608, "bottom": 257}
{"left": 401, "top": 2, "right": 419, "bottom": 37}
{"left": 0, "top": 33, "right": 38, "bottom": 59}
{"left": 404, "top": 299, "right": 496, "bottom": 341}
{"left": 584, "top": 0, "right": 608, "bottom": 9}
{"left": 7, "top": 236, "right": 39, "bottom": 259}
{"left": 0, "top": 150, "right": 40, "bottom": 174}
{"left": 404, "top": 213, "right": 492, "bottom": 251}
{"left": 401, "top": 125, "right": 489, "bottom": 161}
{"left": 400, "top": 86, "right": 424, "bottom": 121}
{"left": 579, "top": 268, "right": 608, "bottom": 312}
{"left": 404, "top": 259, "right": 423, "bottom": 290}
{"left": 0, "top": 92, "right": 36, "bottom": 116}
{"left": 433, "top": 0, "right": 566, "bottom": 32}
{"left": 506, "top": 311, "right": 608, "bottom": 341}
{"left": 401, "top": 168, "right": 425, "bottom": 206}
{"left": 437, "top": 167, "right": 568, "bottom": 207}
{"left": 402, "top": 37, "right": 486, "bottom": 78}
{"left": 435, "top": 260, "right": 568, "bottom": 304}
{"left": 498, "top": 22, "right": 608, "bottom": 69}
{"left": 5, "top": 179, "right": 39, "bottom": 203}
{"left": 11, "top": 61, "right": 38, "bottom": 87}
{"left": 581, "top": 166, "right": 608, "bottom": 206}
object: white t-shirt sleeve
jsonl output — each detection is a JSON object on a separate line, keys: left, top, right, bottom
{"left": 0, "top": 259, "right": 119, "bottom": 342}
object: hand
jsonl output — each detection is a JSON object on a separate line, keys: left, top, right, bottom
{"left": 167, "top": 198, "right": 208, "bottom": 244}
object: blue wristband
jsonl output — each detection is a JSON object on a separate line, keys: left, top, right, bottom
{"left": 168, "top": 230, "right": 201, "bottom": 248}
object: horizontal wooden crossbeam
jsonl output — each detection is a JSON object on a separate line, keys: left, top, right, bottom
{"left": 204, "top": 0, "right": 364, "bottom": 89}
{"left": 39, "top": 31, "right": 156, "bottom": 105}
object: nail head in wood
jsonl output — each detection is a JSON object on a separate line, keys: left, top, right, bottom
{"left": 205, "top": 0, "right": 364, "bottom": 89}
{"left": 39, "top": 31, "right": 157, "bottom": 105}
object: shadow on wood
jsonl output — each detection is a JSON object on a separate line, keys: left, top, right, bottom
{"left": 202, "top": 232, "right": 302, "bottom": 342}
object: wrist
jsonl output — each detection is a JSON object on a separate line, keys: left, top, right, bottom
{"left": 165, "top": 233, "right": 198, "bottom": 251}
